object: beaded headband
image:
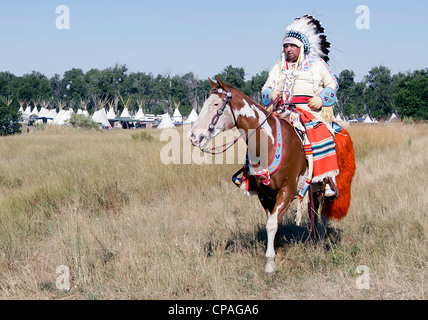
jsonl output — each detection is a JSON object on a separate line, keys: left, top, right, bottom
{"left": 283, "top": 30, "right": 310, "bottom": 54}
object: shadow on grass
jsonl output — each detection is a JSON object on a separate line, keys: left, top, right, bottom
{"left": 204, "top": 216, "right": 343, "bottom": 257}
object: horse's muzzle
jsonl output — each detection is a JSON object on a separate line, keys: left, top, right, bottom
{"left": 188, "top": 131, "right": 209, "bottom": 148}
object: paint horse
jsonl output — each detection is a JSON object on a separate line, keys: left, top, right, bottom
{"left": 188, "top": 77, "right": 356, "bottom": 276}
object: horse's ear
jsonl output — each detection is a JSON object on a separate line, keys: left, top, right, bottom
{"left": 215, "top": 75, "right": 225, "bottom": 88}
{"left": 208, "top": 77, "right": 218, "bottom": 88}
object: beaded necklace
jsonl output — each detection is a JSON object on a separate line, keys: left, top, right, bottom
{"left": 281, "top": 50, "right": 305, "bottom": 105}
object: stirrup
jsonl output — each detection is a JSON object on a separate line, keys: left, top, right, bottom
{"left": 323, "top": 177, "right": 339, "bottom": 201}
{"left": 232, "top": 176, "right": 243, "bottom": 187}
{"left": 232, "top": 167, "right": 244, "bottom": 188}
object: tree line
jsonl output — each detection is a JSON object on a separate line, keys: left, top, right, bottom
{"left": 0, "top": 63, "right": 427, "bottom": 126}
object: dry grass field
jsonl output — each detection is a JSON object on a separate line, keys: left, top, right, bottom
{"left": 0, "top": 122, "right": 426, "bottom": 300}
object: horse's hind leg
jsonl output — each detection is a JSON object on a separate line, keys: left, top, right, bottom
{"left": 317, "top": 214, "right": 329, "bottom": 240}
{"left": 312, "top": 194, "right": 329, "bottom": 240}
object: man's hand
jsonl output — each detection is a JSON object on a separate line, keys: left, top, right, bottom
{"left": 270, "top": 90, "right": 282, "bottom": 101}
{"left": 308, "top": 96, "right": 323, "bottom": 110}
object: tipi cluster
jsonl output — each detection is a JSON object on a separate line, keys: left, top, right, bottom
{"left": 16, "top": 97, "right": 199, "bottom": 130}
{"left": 334, "top": 112, "right": 399, "bottom": 125}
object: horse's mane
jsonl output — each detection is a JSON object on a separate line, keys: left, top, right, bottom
{"left": 213, "top": 78, "right": 270, "bottom": 117}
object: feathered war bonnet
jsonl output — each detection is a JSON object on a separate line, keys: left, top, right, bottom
{"left": 282, "top": 14, "right": 331, "bottom": 63}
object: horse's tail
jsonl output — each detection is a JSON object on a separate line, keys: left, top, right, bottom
{"left": 322, "top": 127, "right": 356, "bottom": 220}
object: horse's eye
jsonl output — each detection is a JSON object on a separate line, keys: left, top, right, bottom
{"left": 214, "top": 103, "right": 219, "bottom": 106}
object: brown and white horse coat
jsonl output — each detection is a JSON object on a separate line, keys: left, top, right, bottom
{"left": 189, "top": 77, "right": 355, "bottom": 275}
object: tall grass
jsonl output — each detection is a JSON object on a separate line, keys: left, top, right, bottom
{"left": 0, "top": 123, "right": 426, "bottom": 299}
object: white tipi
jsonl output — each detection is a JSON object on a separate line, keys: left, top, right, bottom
{"left": 53, "top": 100, "right": 67, "bottom": 125}
{"left": 30, "top": 99, "right": 39, "bottom": 117}
{"left": 106, "top": 101, "right": 117, "bottom": 120}
{"left": 172, "top": 108, "right": 183, "bottom": 123}
{"left": 184, "top": 109, "right": 198, "bottom": 124}
{"left": 77, "top": 99, "right": 90, "bottom": 118}
{"left": 38, "top": 100, "right": 50, "bottom": 118}
{"left": 157, "top": 113, "right": 175, "bottom": 129}
{"left": 134, "top": 98, "right": 145, "bottom": 121}
{"left": 18, "top": 100, "right": 25, "bottom": 114}
{"left": 388, "top": 113, "right": 399, "bottom": 123}
{"left": 23, "top": 102, "right": 32, "bottom": 116}
{"left": 91, "top": 97, "right": 111, "bottom": 128}
{"left": 334, "top": 113, "right": 344, "bottom": 122}
{"left": 172, "top": 101, "right": 183, "bottom": 123}
{"left": 119, "top": 94, "right": 132, "bottom": 118}
{"left": 363, "top": 114, "right": 374, "bottom": 123}
{"left": 93, "top": 109, "right": 111, "bottom": 128}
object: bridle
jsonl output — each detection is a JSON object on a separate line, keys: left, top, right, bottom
{"left": 201, "top": 86, "right": 277, "bottom": 154}
{"left": 208, "top": 87, "right": 237, "bottom": 132}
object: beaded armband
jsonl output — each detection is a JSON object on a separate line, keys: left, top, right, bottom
{"left": 319, "top": 87, "right": 336, "bottom": 107}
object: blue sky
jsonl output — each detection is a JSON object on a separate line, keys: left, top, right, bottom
{"left": 0, "top": 0, "right": 427, "bottom": 81}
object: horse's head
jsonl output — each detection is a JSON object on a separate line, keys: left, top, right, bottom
{"left": 188, "top": 76, "right": 239, "bottom": 149}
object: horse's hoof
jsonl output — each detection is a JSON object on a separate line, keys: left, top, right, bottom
{"left": 264, "top": 271, "right": 275, "bottom": 279}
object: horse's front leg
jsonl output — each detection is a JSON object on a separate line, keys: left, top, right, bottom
{"left": 265, "top": 188, "right": 294, "bottom": 276}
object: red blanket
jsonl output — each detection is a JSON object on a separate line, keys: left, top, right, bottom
{"left": 296, "top": 107, "right": 339, "bottom": 181}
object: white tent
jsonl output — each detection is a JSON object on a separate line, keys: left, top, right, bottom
{"left": 30, "top": 100, "right": 39, "bottom": 117}
{"left": 119, "top": 94, "right": 132, "bottom": 118}
{"left": 47, "top": 108, "right": 57, "bottom": 121}
{"left": 90, "top": 97, "right": 111, "bottom": 128}
{"left": 157, "top": 113, "right": 175, "bottom": 129}
{"left": 30, "top": 107, "right": 39, "bottom": 116}
{"left": 63, "top": 109, "right": 74, "bottom": 124}
{"left": 54, "top": 109, "right": 73, "bottom": 125}
{"left": 54, "top": 109, "right": 65, "bottom": 125}
{"left": 184, "top": 109, "right": 198, "bottom": 124}
{"left": 363, "top": 114, "right": 374, "bottom": 123}
{"left": 18, "top": 100, "right": 25, "bottom": 114}
{"left": 53, "top": 101, "right": 67, "bottom": 125}
{"left": 78, "top": 99, "right": 90, "bottom": 118}
{"left": 135, "top": 98, "right": 146, "bottom": 121}
{"left": 38, "top": 107, "right": 49, "bottom": 118}
{"left": 388, "top": 113, "right": 399, "bottom": 123}
{"left": 172, "top": 108, "right": 182, "bottom": 123}
{"left": 334, "top": 113, "right": 345, "bottom": 123}
{"left": 107, "top": 106, "right": 117, "bottom": 120}
{"left": 91, "top": 109, "right": 101, "bottom": 122}
{"left": 135, "top": 107, "right": 145, "bottom": 121}
{"left": 38, "top": 100, "right": 50, "bottom": 118}
{"left": 35, "top": 105, "right": 49, "bottom": 124}
{"left": 92, "top": 108, "right": 111, "bottom": 128}
{"left": 23, "top": 104, "right": 32, "bottom": 116}
{"left": 120, "top": 107, "right": 131, "bottom": 118}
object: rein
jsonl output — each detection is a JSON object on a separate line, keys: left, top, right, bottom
{"left": 201, "top": 88, "right": 278, "bottom": 155}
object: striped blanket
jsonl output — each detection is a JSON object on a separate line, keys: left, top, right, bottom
{"left": 296, "top": 107, "right": 339, "bottom": 182}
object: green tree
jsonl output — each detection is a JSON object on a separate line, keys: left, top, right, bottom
{"left": 62, "top": 68, "right": 87, "bottom": 105}
{"left": 9, "top": 71, "right": 50, "bottom": 103}
{"left": 49, "top": 73, "right": 62, "bottom": 103}
{"left": 342, "top": 81, "right": 366, "bottom": 118}
{"left": 364, "top": 66, "right": 395, "bottom": 119}
{"left": 0, "top": 72, "right": 16, "bottom": 98}
{"left": 246, "top": 70, "right": 269, "bottom": 103}
{"left": 393, "top": 69, "right": 428, "bottom": 120}
{"left": 0, "top": 100, "right": 21, "bottom": 135}
{"left": 217, "top": 65, "right": 248, "bottom": 94}
{"left": 336, "top": 70, "right": 358, "bottom": 118}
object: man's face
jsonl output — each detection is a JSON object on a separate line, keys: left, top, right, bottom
{"left": 283, "top": 44, "right": 301, "bottom": 62}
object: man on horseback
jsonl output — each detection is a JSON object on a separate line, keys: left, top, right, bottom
{"left": 261, "top": 15, "right": 339, "bottom": 199}
{"left": 234, "top": 15, "right": 340, "bottom": 199}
